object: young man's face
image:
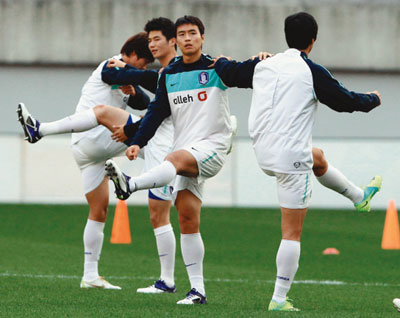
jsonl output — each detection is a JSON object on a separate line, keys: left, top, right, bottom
{"left": 176, "top": 23, "right": 204, "bottom": 56}
{"left": 122, "top": 53, "right": 148, "bottom": 70}
{"left": 148, "top": 30, "right": 175, "bottom": 59}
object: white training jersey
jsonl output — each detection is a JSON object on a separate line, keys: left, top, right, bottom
{"left": 132, "top": 55, "right": 232, "bottom": 154}
{"left": 71, "top": 54, "right": 130, "bottom": 144}
{"left": 249, "top": 49, "right": 317, "bottom": 174}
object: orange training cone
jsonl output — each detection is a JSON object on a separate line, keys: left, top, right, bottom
{"left": 381, "top": 200, "right": 400, "bottom": 249}
{"left": 110, "top": 200, "right": 131, "bottom": 244}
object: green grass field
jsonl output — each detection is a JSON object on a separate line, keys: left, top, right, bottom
{"left": 0, "top": 203, "right": 399, "bottom": 317}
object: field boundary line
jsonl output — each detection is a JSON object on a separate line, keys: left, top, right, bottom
{"left": 1, "top": 272, "right": 399, "bottom": 287}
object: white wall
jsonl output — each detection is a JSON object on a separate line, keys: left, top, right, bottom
{"left": 2, "top": 134, "right": 398, "bottom": 209}
{"left": 2, "top": 0, "right": 400, "bottom": 70}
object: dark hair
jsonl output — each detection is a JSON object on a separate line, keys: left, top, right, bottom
{"left": 284, "top": 12, "right": 318, "bottom": 50}
{"left": 120, "top": 32, "right": 154, "bottom": 63}
{"left": 175, "top": 15, "right": 205, "bottom": 35}
{"left": 145, "top": 17, "right": 176, "bottom": 40}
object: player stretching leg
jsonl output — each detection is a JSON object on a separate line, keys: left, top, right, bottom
{"left": 17, "top": 33, "right": 154, "bottom": 289}
{"left": 255, "top": 13, "right": 381, "bottom": 311}
{"left": 222, "top": 52, "right": 381, "bottom": 214}
{"left": 18, "top": 18, "right": 237, "bottom": 294}
{"left": 312, "top": 148, "right": 381, "bottom": 212}
{"left": 213, "top": 12, "right": 381, "bottom": 311}
{"left": 106, "top": 15, "right": 237, "bottom": 305}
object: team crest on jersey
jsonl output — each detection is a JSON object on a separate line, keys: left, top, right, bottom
{"left": 198, "top": 72, "right": 209, "bottom": 85}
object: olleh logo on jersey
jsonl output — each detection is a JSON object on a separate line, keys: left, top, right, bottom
{"left": 198, "top": 91, "right": 207, "bottom": 101}
{"left": 173, "top": 91, "right": 208, "bottom": 104}
{"left": 173, "top": 94, "right": 194, "bottom": 104}
{"left": 198, "top": 71, "right": 209, "bottom": 85}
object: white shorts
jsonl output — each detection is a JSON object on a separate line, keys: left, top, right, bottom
{"left": 173, "top": 140, "right": 227, "bottom": 201}
{"left": 263, "top": 170, "right": 312, "bottom": 209}
{"left": 71, "top": 114, "right": 172, "bottom": 200}
{"left": 71, "top": 127, "right": 129, "bottom": 194}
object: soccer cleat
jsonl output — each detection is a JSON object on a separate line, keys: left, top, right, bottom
{"left": 227, "top": 115, "right": 237, "bottom": 155}
{"left": 393, "top": 298, "right": 400, "bottom": 312}
{"left": 354, "top": 175, "right": 382, "bottom": 212}
{"left": 17, "top": 103, "right": 41, "bottom": 143}
{"left": 268, "top": 298, "right": 300, "bottom": 311}
{"left": 105, "top": 159, "right": 133, "bottom": 200}
{"left": 137, "top": 279, "right": 176, "bottom": 294}
{"left": 176, "top": 288, "right": 207, "bottom": 305}
{"left": 80, "top": 276, "right": 121, "bottom": 290}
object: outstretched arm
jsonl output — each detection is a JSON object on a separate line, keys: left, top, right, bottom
{"left": 101, "top": 61, "right": 158, "bottom": 93}
{"left": 305, "top": 60, "right": 381, "bottom": 112}
{"left": 214, "top": 57, "right": 260, "bottom": 88}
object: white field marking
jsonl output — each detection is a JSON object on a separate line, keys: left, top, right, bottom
{"left": 1, "top": 272, "right": 400, "bottom": 287}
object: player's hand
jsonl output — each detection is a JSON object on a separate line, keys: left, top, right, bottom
{"left": 251, "top": 51, "right": 274, "bottom": 60}
{"left": 126, "top": 145, "right": 140, "bottom": 160}
{"left": 120, "top": 85, "right": 136, "bottom": 96}
{"left": 111, "top": 125, "right": 128, "bottom": 142}
{"left": 107, "top": 59, "right": 126, "bottom": 68}
{"left": 366, "top": 90, "right": 382, "bottom": 105}
{"left": 209, "top": 55, "right": 232, "bottom": 68}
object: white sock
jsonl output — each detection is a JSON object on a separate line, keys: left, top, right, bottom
{"left": 154, "top": 224, "right": 176, "bottom": 287}
{"left": 317, "top": 164, "right": 364, "bottom": 203}
{"left": 129, "top": 161, "right": 176, "bottom": 191}
{"left": 181, "top": 233, "right": 205, "bottom": 296}
{"left": 83, "top": 219, "right": 105, "bottom": 281}
{"left": 39, "top": 108, "right": 98, "bottom": 136}
{"left": 272, "top": 239, "right": 300, "bottom": 303}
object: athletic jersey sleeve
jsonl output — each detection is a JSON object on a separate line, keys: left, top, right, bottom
{"left": 128, "top": 72, "right": 171, "bottom": 148}
{"left": 126, "top": 85, "right": 150, "bottom": 110}
{"left": 303, "top": 58, "right": 381, "bottom": 113}
{"left": 214, "top": 57, "right": 260, "bottom": 88}
{"left": 101, "top": 62, "right": 158, "bottom": 93}
{"left": 123, "top": 119, "right": 141, "bottom": 139}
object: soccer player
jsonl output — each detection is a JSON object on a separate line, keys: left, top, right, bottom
{"left": 213, "top": 12, "right": 382, "bottom": 311}
{"left": 100, "top": 18, "right": 180, "bottom": 293}
{"left": 17, "top": 32, "right": 155, "bottom": 289}
{"left": 105, "top": 15, "right": 234, "bottom": 305}
{"left": 18, "top": 17, "right": 237, "bottom": 294}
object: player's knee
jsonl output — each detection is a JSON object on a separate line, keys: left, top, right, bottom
{"left": 282, "top": 228, "right": 302, "bottom": 241}
{"left": 149, "top": 211, "right": 161, "bottom": 228}
{"left": 178, "top": 212, "right": 199, "bottom": 233}
{"left": 164, "top": 155, "right": 181, "bottom": 172}
{"left": 89, "top": 206, "right": 108, "bottom": 222}
{"left": 312, "top": 148, "right": 328, "bottom": 177}
{"left": 93, "top": 104, "right": 107, "bottom": 124}
{"left": 148, "top": 201, "right": 170, "bottom": 228}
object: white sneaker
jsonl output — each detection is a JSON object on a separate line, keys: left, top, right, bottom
{"left": 137, "top": 279, "right": 176, "bottom": 294}
{"left": 80, "top": 276, "right": 121, "bottom": 290}
{"left": 393, "top": 298, "right": 400, "bottom": 312}
{"left": 105, "top": 159, "right": 133, "bottom": 200}
{"left": 176, "top": 288, "right": 207, "bottom": 305}
{"left": 17, "top": 103, "right": 42, "bottom": 143}
{"left": 227, "top": 115, "right": 237, "bottom": 155}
